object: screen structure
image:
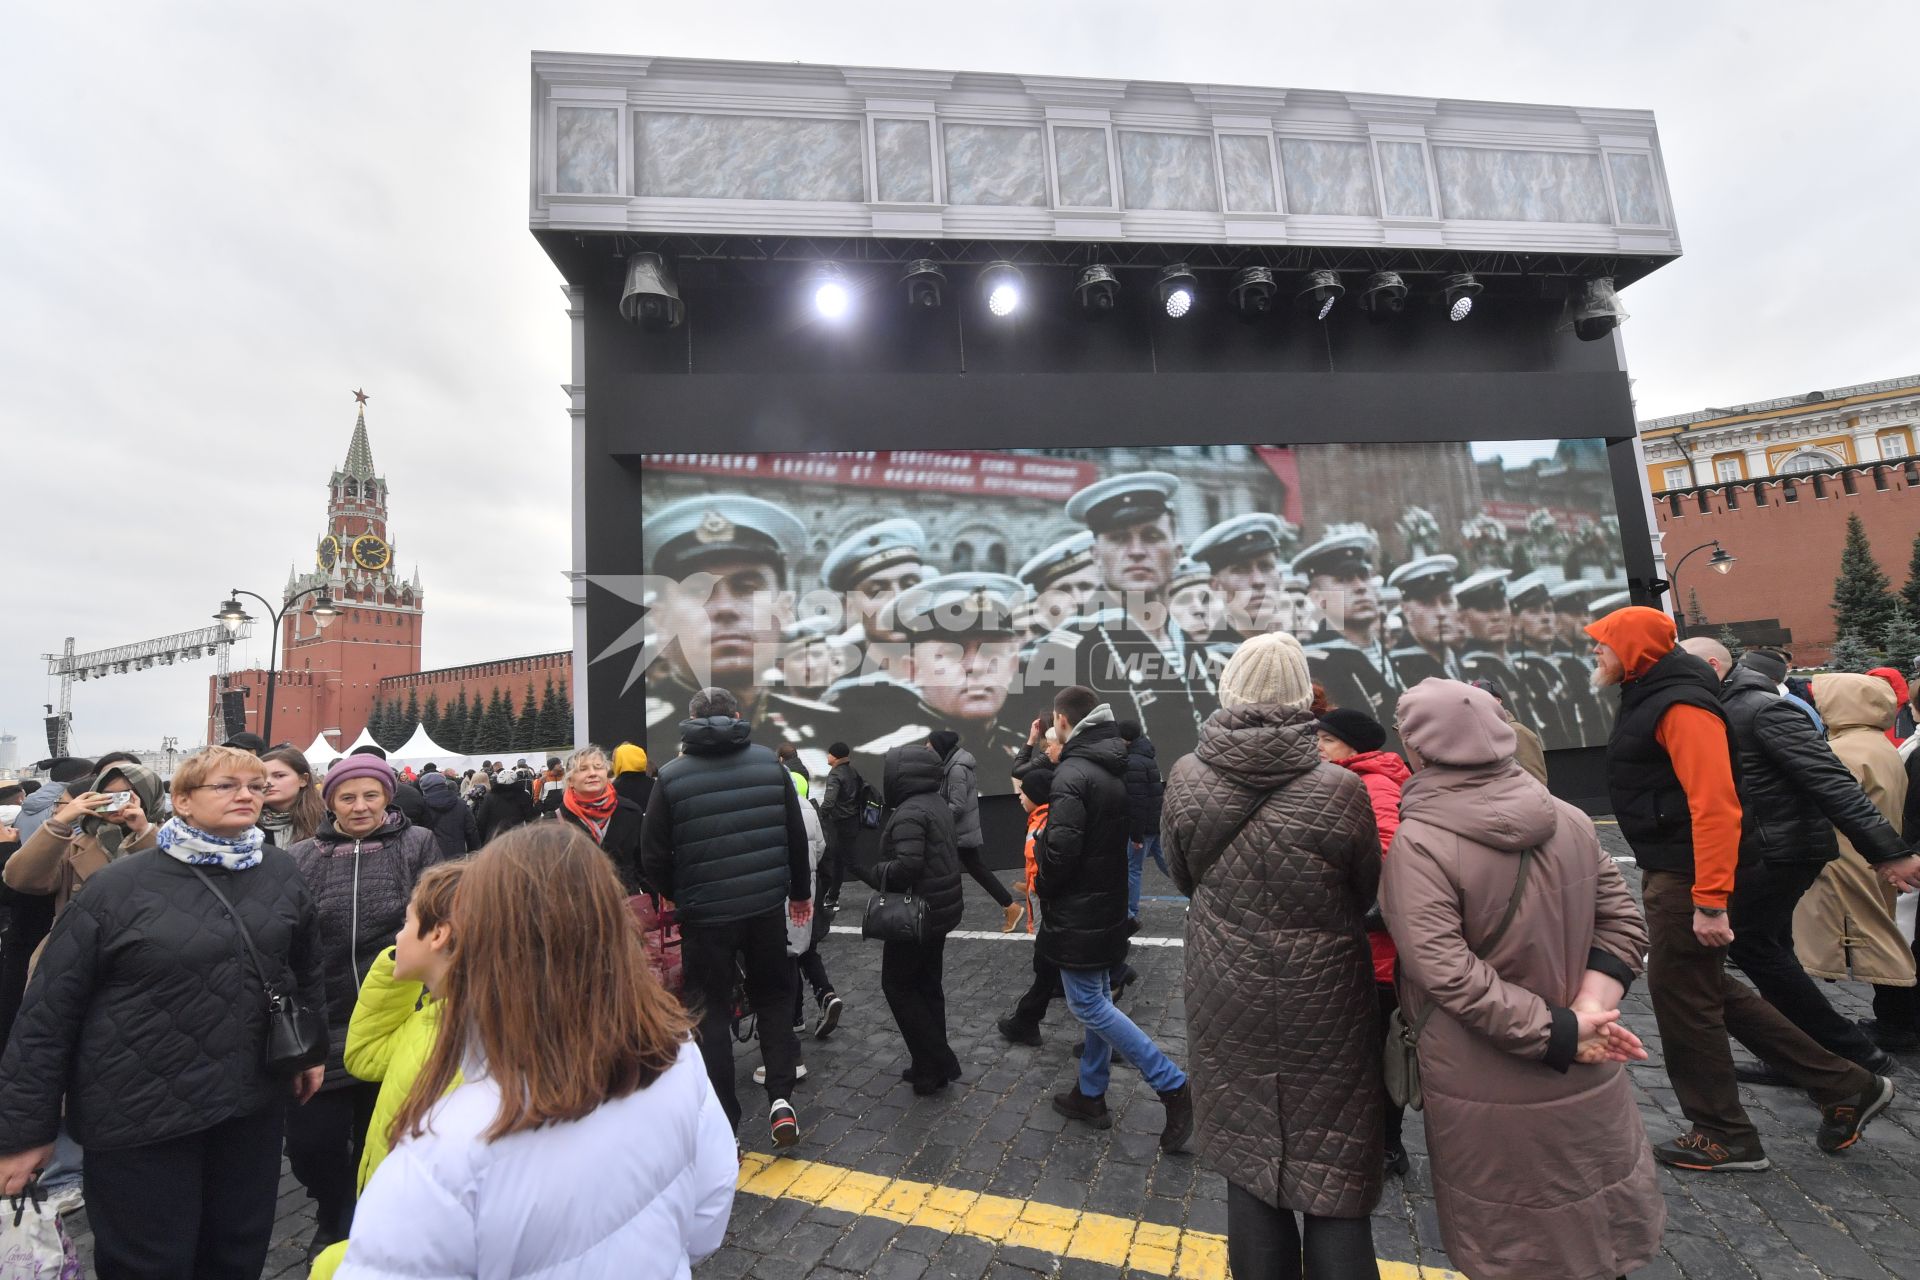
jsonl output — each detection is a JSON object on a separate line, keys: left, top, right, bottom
{"left": 623, "top": 441, "right": 1627, "bottom": 793}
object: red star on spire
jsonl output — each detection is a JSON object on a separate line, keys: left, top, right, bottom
{"left": 352, "top": 388, "right": 370, "bottom": 406}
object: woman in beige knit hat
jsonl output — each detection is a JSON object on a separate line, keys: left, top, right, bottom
{"left": 1163, "top": 632, "right": 1386, "bottom": 1277}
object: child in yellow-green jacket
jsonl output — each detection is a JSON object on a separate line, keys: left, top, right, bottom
{"left": 310, "top": 860, "right": 465, "bottom": 1279}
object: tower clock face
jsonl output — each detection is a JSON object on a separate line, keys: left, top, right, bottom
{"left": 317, "top": 535, "right": 339, "bottom": 571}
{"left": 351, "top": 535, "right": 392, "bottom": 571}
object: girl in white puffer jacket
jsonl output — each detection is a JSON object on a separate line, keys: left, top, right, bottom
{"left": 337, "top": 824, "right": 738, "bottom": 1280}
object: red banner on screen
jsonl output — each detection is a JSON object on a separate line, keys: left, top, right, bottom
{"left": 643, "top": 451, "right": 1100, "bottom": 501}
{"left": 1481, "top": 500, "right": 1586, "bottom": 529}
{"left": 1251, "top": 446, "right": 1305, "bottom": 525}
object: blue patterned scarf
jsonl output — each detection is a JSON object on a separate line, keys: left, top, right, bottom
{"left": 156, "top": 816, "right": 265, "bottom": 871}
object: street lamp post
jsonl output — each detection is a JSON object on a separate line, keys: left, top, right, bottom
{"left": 215, "top": 585, "right": 341, "bottom": 745}
{"left": 1667, "top": 539, "right": 1737, "bottom": 638}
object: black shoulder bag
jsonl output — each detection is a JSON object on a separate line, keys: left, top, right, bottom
{"left": 1382, "top": 847, "right": 1535, "bottom": 1111}
{"left": 861, "top": 809, "right": 928, "bottom": 945}
{"left": 190, "top": 867, "right": 327, "bottom": 1076}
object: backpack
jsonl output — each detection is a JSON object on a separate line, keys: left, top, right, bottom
{"left": 859, "top": 780, "right": 885, "bottom": 829}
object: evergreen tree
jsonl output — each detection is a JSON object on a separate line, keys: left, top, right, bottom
{"left": 1686, "top": 588, "right": 1706, "bottom": 628}
{"left": 1716, "top": 626, "right": 1745, "bottom": 661}
{"left": 1880, "top": 603, "right": 1920, "bottom": 671}
{"left": 441, "top": 690, "right": 469, "bottom": 755}
{"left": 555, "top": 680, "right": 574, "bottom": 745}
{"left": 515, "top": 682, "right": 541, "bottom": 752}
{"left": 1903, "top": 531, "right": 1920, "bottom": 621}
{"left": 421, "top": 692, "right": 441, "bottom": 737}
{"left": 481, "top": 687, "right": 514, "bottom": 754}
{"left": 401, "top": 688, "right": 421, "bottom": 742}
{"left": 1832, "top": 513, "right": 1896, "bottom": 644}
{"left": 538, "top": 676, "right": 565, "bottom": 747}
{"left": 364, "top": 698, "right": 388, "bottom": 750}
{"left": 1828, "top": 631, "right": 1876, "bottom": 674}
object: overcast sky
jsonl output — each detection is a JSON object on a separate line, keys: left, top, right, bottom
{"left": 4, "top": 1, "right": 1914, "bottom": 759}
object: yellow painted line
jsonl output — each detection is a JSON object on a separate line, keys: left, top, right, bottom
{"left": 736, "top": 1152, "right": 1464, "bottom": 1279}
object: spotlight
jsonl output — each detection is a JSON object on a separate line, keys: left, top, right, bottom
{"left": 1156, "top": 263, "right": 1198, "bottom": 319}
{"left": 1441, "top": 273, "right": 1482, "bottom": 322}
{"left": 618, "top": 251, "right": 684, "bottom": 331}
{"left": 1571, "top": 276, "right": 1627, "bottom": 341}
{"left": 1296, "top": 270, "right": 1343, "bottom": 320}
{"left": 980, "top": 261, "right": 1024, "bottom": 317}
{"left": 1359, "top": 271, "right": 1407, "bottom": 323}
{"left": 902, "top": 259, "right": 945, "bottom": 310}
{"left": 809, "top": 262, "right": 851, "bottom": 319}
{"left": 1228, "top": 266, "right": 1277, "bottom": 321}
{"left": 1075, "top": 264, "right": 1120, "bottom": 315}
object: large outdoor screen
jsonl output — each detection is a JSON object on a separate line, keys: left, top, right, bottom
{"left": 630, "top": 441, "right": 1626, "bottom": 790}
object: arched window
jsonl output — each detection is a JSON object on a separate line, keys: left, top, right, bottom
{"left": 952, "top": 542, "right": 976, "bottom": 571}
{"left": 986, "top": 544, "right": 1008, "bottom": 573}
{"left": 1779, "top": 449, "right": 1842, "bottom": 475}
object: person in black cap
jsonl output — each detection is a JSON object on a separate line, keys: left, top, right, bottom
{"left": 1454, "top": 569, "right": 1547, "bottom": 744}
{"left": 641, "top": 494, "right": 842, "bottom": 775}
{"left": 1505, "top": 573, "right": 1578, "bottom": 748}
{"left": 1011, "top": 472, "right": 1217, "bottom": 768}
{"left": 222, "top": 731, "right": 269, "bottom": 756}
{"left": 1294, "top": 529, "right": 1404, "bottom": 734}
{"left": 1386, "top": 555, "right": 1465, "bottom": 687}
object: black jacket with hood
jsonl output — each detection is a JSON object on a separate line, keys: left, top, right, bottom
{"left": 1720, "top": 661, "right": 1907, "bottom": 867}
{"left": 476, "top": 776, "right": 536, "bottom": 842}
{"left": 418, "top": 772, "right": 481, "bottom": 862}
{"left": 1123, "top": 735, "right": 1165, "bottom": 838}
{"left": 868, "top": 745, "right": 963, "bottom": 935}
{"left": 1036, "top": 707, "right": 1132, "bottom": 970}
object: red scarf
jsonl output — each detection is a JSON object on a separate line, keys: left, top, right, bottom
{"left": 563, "top": 785, "right": 619, "bottom": 842}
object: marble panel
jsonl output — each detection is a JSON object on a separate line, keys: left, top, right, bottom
{"left": 875, "top": 119, "right": 935, "bottom": 203}
{"left": 1052, "top": 126, "right": 1113, "bottom": 207}
{"left": 1218, "top": 134, "right": 1276, "bottom": 213}
{"left": 942, "top": 123, "right": 1048, "bottom": 206}
{"left": 556, "top": 107, "right": 619, "bottom": 195}
{"left": 1278, "top": 139, "right": 1377, "bottom": 217}
{"left": 1117, "top": 131, "right": 1218, "bottom": 211}
{"left": 1376, "top": 140, "right": 1432, "bottom": 218}
{"left": 1433, "top": 147, "right": 1610, "bottom": 223}
{"left": 1608, "top": 152, "right": 1662, "bottom": 225}
{"left": 636, "top": 112, "right": 865, "bottom": 201}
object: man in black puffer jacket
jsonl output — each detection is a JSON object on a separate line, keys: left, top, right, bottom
{"left": 417, "top": 772, "right": 481, "bottom": 862}
{"left": 640, "top": 686, "right": 813, "bottom": 1148}
{"left": 1688, "top": 642, "right": 1917, "bottom": 1077}
{"left": 1118, "top": 720, "right": 1168, "bottom": 923}
{"left": 864, "top": 744, "right": 965, "bottom": 1094}
{"left": 1041, "top": 687, "right": 1192, "bottom": 1152}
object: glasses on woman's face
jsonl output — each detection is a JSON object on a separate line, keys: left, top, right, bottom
{"left": 194, "top": 780, "right": 271, "bottom": 798}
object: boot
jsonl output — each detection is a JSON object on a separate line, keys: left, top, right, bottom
{"left": 1051, "top": 1088, "right": 1112, "bottom": 1130}
{"left": 997, "top": 1015, "right": 1042, "bottom": 1048}
{"left": 1158, "top": 1081, "right": 1193, "bottom": 1153}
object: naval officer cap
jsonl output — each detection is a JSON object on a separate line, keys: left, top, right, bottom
{"left": 1453, "top": 568, "right": 1513, "bottom": 611}
{"left": 1386, "top": 554, "right": 1459, "bottom": 600}
{"left": 821, "top": 518, "right": 929, "bottom": 593}
{"left": 1290, "top": 529, "right": 1379, "bottom": 580}
{"left": 1064, "top": 471, "right": 1180, "bottom": 534}
{"left": 894, "top": 572, "right": 1025, "bottom": 639}
{"left": 1588, "top": 589, "right": 1632, "bottom": 619}
{"left": 1017, "top": 531, "right": 1097, "bottom": 593}
{"left": 1550, "top": 580, "right": 1600, "bottom": 611}
{"left": 1189, "top": 513, "right": 1295, "bottom": 572}
{"left": 781, "top": 615, "right": 847, "bottom": 651}
{"left": 1505, "top": 571, "right": 1552, "bottom": 610}
{"left": 1168, "top": 557, "right": 1213, "bottom": 596}
{"left": 644, "top": 494, "right": 806, "bottom": 581}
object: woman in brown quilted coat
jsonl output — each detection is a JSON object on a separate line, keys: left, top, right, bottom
{"left": 1164, "top": 632, "right": 1384, "bottom": 1279}
{"left": 1382, "top": 678, "right": 1663, "bottom": 1279}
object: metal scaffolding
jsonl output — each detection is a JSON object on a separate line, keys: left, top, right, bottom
{"left": 42, "top": 624, "right": 250, "bottom": 755}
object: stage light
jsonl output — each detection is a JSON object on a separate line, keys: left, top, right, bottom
{"left": 981, "top": 261, "right": 1024, "bottom": 317}
{"left": 902, "top": 260, "right": 945, "bottom": 310}
{"left": 1075, "top": 264, "right": 1120, "bottom": 315}
{"left": 1360, "top": 271, "right": 1407, "bottom": 322}
{"left": 1297, "top": 270, "right": 1343, "bottom": 320}
{"left": 1229, "top": 266, "right": 1276, "bottom": 321}
{"left": 1572, "top": 276, "right": 1628, "bottom": 341}
{"left": 618, "top": 252, "right": 684, "bottom": 331}
{"left": 807, "top": 262, "right": 852, "bottom": 319}
{"left": 1157, "top": 263, "right": 1198, "bottom": 319}
{"left": 1442, "top": 272, "right": 1482, "bottom": 322}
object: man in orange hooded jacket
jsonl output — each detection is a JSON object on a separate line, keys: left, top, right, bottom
{"left": 1588, "top": 606, "right": 1893, "bottom": 1171}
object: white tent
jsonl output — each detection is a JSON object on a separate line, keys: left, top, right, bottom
{"left": 302, "top": 733, "right": 344, "bottom": 768}
{"left": 388, "top": 721, "right": 460, "bottom": 768}
{"left": 340, "top": 726, "right": 383, "bottom": 756}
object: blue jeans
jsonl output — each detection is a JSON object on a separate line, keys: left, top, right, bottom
{"left": 1127, "top": 835, "right": 1169, "bottom": 919}
{"left": 1061, "top": 968, "right": 1186, "bottom": 1097}
{"left": 41, "top": 1120, "right": 82, "bottom": 1192}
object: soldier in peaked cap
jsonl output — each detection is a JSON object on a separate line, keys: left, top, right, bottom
{"left": 1453, "top": 567, "right": 1551, "bottom": 748}
{"left": 1010, "top": 471, "right": 1217, "bottom": 767}
{"left": 1166, "top": 557, "right": 1218, "bottom": 648}
{"left": 822, "top": 518, "right": 930, "bottom": 643}
{"left": 772, "top": 615, "right": 855, "bottom": 700}
{"left": 1550, "top": 580, "right": 1598, "bottom": 656}
{"left": 1547, "top": 579, "right": 1615, "bottom": 741}
{"left": 1017, "top": 531, "right": 1104, "bottom": 637}
{"left": 1294, "top": 528, "right": 1404, "bottom": 729}
{"left": 1387, "top": 554, "right": 1465, "bottom": 686}
{"left": 1190, "top": 512, "right": 1297, "bottom": 644}
{"left": 1505, "top": 572, "right": 1578, "bottom": 748}
{"left": 843, "top": 573, "right": 1029, "bottom": 784}
{"left": 641, "top": 494, "right": 841, "bottom": 773}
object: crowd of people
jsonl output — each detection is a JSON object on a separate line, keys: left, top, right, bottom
{"left": 0, "top": 599, "right": 1916, "bottom": 1279}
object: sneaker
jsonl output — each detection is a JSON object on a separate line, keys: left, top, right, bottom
{"left": 1003, "top": 903, "right": 1026, "bottom": 933}
{"left": 1110, "top": 964, "right": 1139, "bottom": 1003}
{"left": 1818, "top": 1075, "right": 1895, "bottom": 1153}
{"left": 42, "top": 1184, "right": 84, "bottom": 1216}
{"left": 814, "top": 994, "right": 843, "bottom": 1040}
{"left": 1384, "top": 1145, "right": 1411, "bottom": 1178}
{"left": 770, "top": 1099, "right": 800, "bottom": 1148}
{"left": 1652, "top": 1130, "right": 1770, "bottom": 1172}
{"left": 1052, "top": 1088, "right": 1113, "bottom": 1130}
{"left": 1157, "top": 1081, "right": 1193, "bottom": 1153}
{"left": 752, "top": 1062, "right": 808, "bottom": 1085}
{"left": 996, "top": 1015, "right": 1042, "bottom": 1048}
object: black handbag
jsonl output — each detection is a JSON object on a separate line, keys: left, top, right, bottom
{"left": 861, "top": 891, "right": 927, "bottom": 945}
{"left": 190, "top": 867, "right": 327, "bottom": 1076}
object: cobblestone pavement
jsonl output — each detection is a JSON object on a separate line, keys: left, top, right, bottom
{"left": 57, "top": 825, "right": 1920, "bottom": 1278}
